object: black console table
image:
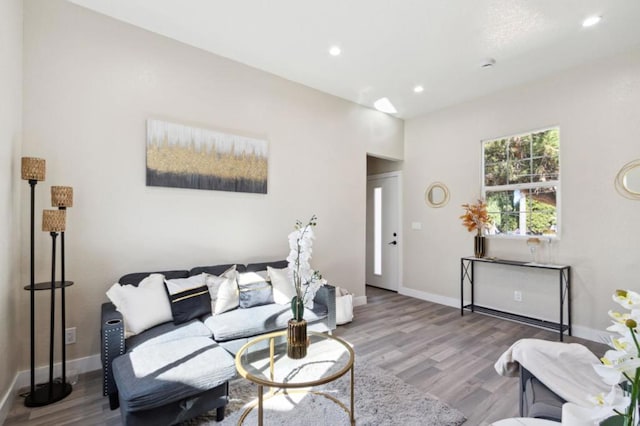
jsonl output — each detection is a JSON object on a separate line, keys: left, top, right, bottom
{"left": 460, "top": 257, "right": 571, "bottom": 341}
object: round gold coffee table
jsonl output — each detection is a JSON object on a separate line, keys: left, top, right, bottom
{"left": 235, "top": 330, "right": 355, "bottom": 425}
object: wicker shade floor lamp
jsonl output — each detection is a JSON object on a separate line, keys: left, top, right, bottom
{"left": 21, "top": 157, "right": 45, "bottom": 406}
{"left": 21, "top": 158, "right": 73, "bottom": 407}
{"left": 51, "top": 186, "right": 73, "bottom": 397}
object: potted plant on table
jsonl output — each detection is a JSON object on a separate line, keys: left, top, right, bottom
{"left": 460, "top": 200, "right": 491, "bottom": 258}
{"left": 286, "top": 215, "right": 324, "bottom": 359}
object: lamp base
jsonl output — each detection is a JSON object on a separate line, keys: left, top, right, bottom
{"left": 24, "top": 382, "right": 72, "bottom": 407}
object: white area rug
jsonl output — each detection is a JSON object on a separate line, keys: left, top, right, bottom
{"left": 206, "top": 360, "right": 466, "bottom": 426}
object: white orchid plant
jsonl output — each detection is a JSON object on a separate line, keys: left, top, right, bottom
{"left": 590, "top": 290, "right": 640, "bottom": 426}
{"left": 286, "top": 215, "right": 325, "bottom": 321}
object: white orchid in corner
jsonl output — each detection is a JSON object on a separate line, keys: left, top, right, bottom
{"left": 589, "top": 387, "right": 631, "bottom": 423}
{"left": 591, "top": 290, "right": 640, "bottom": 426}
{"left": 286, "top": 215, "right": 326, "bottom": 321}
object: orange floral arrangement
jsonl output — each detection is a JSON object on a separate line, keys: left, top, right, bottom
{"left": 460, "top": 200, "right": 491, "bottom": 236}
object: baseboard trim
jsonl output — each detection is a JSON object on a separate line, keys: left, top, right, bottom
{"left": 15, "top": 353, "right": 102, "bottom": 390}
{"left": 0, "top": 353, "right": 102, "bottom": 420}
{"left": 398, "top": 285, "right": 607, "bottom": 344}
{"left": 398, "top": 286, "right": 459, "bottom": 309}
{"left": 0, "top": 373, "right": 19, "bottom": 425}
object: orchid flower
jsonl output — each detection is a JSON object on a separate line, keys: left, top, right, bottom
{"left": 589, "top": 386, "right": 630, "bottom": 421}
{"left": 613, "top": 290, "right": 640, "bottom": 311}
{"left": 286, "top": 215, "right": 325, "bottom": 318}
{"left": 591, "top": 290, "right": 640, "bottom": 426}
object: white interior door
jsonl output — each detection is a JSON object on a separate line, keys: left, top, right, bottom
{"left": 366, "top": 173, "right": 400, "bottom": 291}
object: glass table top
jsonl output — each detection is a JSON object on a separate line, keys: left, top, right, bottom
{"left": 235, "top": 330, "right": 354, "bottom": 388}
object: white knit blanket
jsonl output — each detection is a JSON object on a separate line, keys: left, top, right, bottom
{"left": 494, "top": 338, "right": 610, "bottom": 407}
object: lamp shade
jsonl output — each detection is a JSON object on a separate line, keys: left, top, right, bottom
{"left": 42, "top": 210, "right": 66, "bottom": 232}
{"left": 51, "top": 186, "right": 73, "bottom": 208}
{"left": 21, "top": 157, "right": 46, "bottom": 181}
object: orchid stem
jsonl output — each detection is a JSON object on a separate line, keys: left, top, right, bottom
{"left": 625, "top": 328, "right": 640, "bottom": 426}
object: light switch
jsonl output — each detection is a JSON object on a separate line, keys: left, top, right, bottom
{"left": 411, "top": 222, "right": 422, "bottom": 230}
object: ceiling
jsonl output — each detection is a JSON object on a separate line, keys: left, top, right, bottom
{"left": 68, "top": 0, "right": 640, "bottom": 119}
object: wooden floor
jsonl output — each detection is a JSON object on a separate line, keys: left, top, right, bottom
{"left": 5, "top": 286, "right": 607, "bottom": 426}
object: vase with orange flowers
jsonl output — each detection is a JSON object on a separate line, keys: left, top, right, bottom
{"left": 460, "top": 200, "right": 491, "bottom": 258}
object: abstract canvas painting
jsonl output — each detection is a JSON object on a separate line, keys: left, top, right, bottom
{"left": 146, "top": 119, "right": 268, "bottom": 194}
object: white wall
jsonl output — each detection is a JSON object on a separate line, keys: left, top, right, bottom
{"left": 22, "top": 0, "right": 403, "bottom": 363}
{"left": 403, "top": 48, "right": 640, "bottom": 337}
{"left": 366, "top": 155, "right": 403, "bottom": 176}
{"left": 365, "top": 113, "right": 404, "bottom": 161}
{"left": 0, "top": 0, "right": 23, "bottom": 414}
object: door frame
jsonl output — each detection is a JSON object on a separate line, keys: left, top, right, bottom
{"left": 366, "top": 171, "right": 403, "bottom": 293}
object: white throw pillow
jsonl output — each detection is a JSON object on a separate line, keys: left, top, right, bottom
{"left": 205, "top": 265, "right": 239, "bottom": 315}
{"left": 106, "top": 273, "right": 173, "bottom": 337}
{"left": 268, "top": 266, "right": 296, "bottom": 305}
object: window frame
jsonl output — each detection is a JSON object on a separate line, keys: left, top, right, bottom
{"left": 480, "top": 126, "right": 561, "bottom": 239}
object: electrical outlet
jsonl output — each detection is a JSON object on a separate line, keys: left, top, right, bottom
{"left": 513, "top": 291, "right": 523, "bottom": 302}
{"left": 65, "top": 327, "right": 76, "bottom": 345}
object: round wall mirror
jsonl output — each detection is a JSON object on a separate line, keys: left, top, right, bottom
{"left": 425, "top": 182, "right": 450, "bottom": 208}
{"left": 615, "top": 159, "right": 640, "bottom": 200}
{"left": 624, "top": 166, "right": 640, "bottom": 194}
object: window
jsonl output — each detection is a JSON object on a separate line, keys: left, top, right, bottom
{"left": 373, "top": 187, "right": 382, "bottom": 275}
{"left": 482, "top": 127, "right": 560, "bottom": 237}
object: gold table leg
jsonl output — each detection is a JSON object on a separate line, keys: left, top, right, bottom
{"left": 258, "top": 384, "right": 263, "bottom": 426}
{"left": 350, "top": 365, "right": 355, "bottom": 425}
{"left": 240, "top": 384, "right": 354, "bottom": 425}
{"left": 235, "top": 332, "right": 355, "bottom": 425}
{"left": 270, "top": 337, "right": 275, "bottom": 382}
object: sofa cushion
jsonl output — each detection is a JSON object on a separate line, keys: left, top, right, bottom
{"left": 237, "top": 270, "right": 273, "bottom": 308}
{"left": 237, "top": 270, "right": 268, "bottom": 284}
{"left": 204, "top": 303, "right": 328, "bottom": 342}
{"left": 245, "top": 260, "right": 288, "bottom": 272}
{"left": 119, "top": 270, "right": 189, "bottom": 286}
{"left": 524, "top": 376, "right": 565, "bottom": 420}
{"left": 239, "top": 281, "right": 274, "bottom": 308}
{"left": 125, "top": 319, "right": 212, "bottom": 352}
{"left": 165, "top": 274, "right": 211, "bottom": 324}
{"left": 112, "top": 336, "right": 236, "bottom": 412}
{"left": 106, "top": 274, "right": 173, "bottom": 337}
{"left": 189, "top": 263, "right": 245, "bottom": 277}
{"left": 206, "top": 266, "right": 239, "bottom": 315}
{"left": 268, "top": 266, "right": 296, "bottom": 305}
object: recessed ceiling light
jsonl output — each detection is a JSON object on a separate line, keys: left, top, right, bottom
{"left": 329, "top": 46, "right": 341, "bottom": 56}
{"left": 582, "top": 15, "right": 602, "bottom": 27}
{"left": 373, "top": 97, "right": 397, "bottom": 114}
{"left": 413, "top": 85, "right": 424, "bottom": 93}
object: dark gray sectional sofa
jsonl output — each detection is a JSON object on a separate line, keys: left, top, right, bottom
{"left": 101, "top": 260, "right": 336, "bottom": 426}
{"left": 519, "top": 365, "right": 564, "bottom": 421}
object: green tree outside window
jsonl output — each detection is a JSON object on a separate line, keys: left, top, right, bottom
{"left": 482, "top": 128, "right": 560, "bottom": 237}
